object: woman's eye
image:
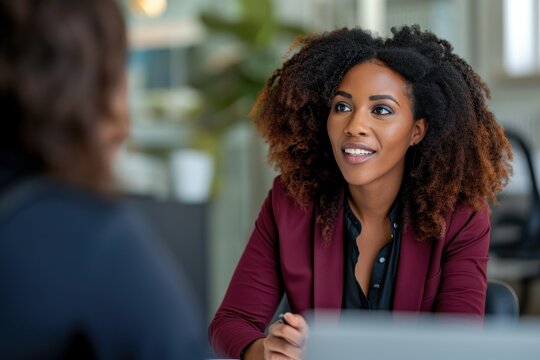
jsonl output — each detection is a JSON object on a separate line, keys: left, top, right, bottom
{"left": 334, "top": 102, "right": 351, "bottom": 112}
{"left": 372, "top": 105, "right": 393, "bottom": 115}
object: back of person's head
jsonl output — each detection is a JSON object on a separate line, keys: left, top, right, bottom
{"left": 0, "top": 0, "right": 127, "bottom": 191}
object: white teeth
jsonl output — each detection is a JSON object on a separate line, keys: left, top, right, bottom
{"left": 344, "top": 148, "right": 373, "bottom": 155}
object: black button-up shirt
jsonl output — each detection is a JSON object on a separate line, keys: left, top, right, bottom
{"left": 342, "top": 197, "right": 402, "bottom": 310}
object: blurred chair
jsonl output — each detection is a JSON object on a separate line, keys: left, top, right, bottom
{"left": 489, "top": 129, "right": 540, "bottom": 313}
{"left": 485, "top": 279, "right": 519, "bottom": 318}
{"left": 122, "top": 195, "right": 209, "bottom": 321}
{"left": 490, "top": 130, "right": 540, "bottom": 257}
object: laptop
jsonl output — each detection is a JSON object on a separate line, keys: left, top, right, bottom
{"left": 304, "top": 311, "right": 540, "bottom": 360}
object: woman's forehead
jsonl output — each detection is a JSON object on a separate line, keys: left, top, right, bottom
{"left": 337, "top": 61, "right": 410, "bottom": 98}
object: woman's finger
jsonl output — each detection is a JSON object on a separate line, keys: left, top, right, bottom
{"left": 282, "top": 313, "right": 309, "bottom": 333}
{"left": 263, "top": 336, "right": 303, "bottom": 359}
{"left": 274, "top": 313, "right": 309, "bottom": 347}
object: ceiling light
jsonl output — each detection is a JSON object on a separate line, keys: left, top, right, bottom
{"left": 131, "top": 0, "right": 167, "bottom": 18}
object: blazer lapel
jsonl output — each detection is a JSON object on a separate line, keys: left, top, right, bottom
{"left": 393, "top": 224, "right": 433, "bottom": 311}
{"left": 313, "top": 202, "right": 344, "bottom": 310}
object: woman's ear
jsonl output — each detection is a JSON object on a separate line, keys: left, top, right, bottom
{"left": 410, "top": 118, "right": 427, "bottom": 145}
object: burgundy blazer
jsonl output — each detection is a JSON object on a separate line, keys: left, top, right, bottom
{"left": 209, "top": 177, "right": 490, "bottom": 358}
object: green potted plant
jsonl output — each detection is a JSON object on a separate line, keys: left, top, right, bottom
{"left": 187, "top": 0, "right": 306, "bottom": 153}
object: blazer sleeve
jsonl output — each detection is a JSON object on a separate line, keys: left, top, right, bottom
{"left": 434, "top": 203, "right": 491, "bottom": 318}
{"left": 209, "top": 180, "right": 284, "bottom": 358}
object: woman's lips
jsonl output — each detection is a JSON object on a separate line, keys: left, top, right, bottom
{"left": 341, "top": 143, "right": 376, "bottom": 164}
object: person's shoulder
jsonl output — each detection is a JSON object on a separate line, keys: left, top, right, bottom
{"left": 449, "top": 200, "right": 490, "bottom": 220}
{"left": 46, "top": 182, "right": 148, "bottom": 243}
{"left": 268, "top": 175, "right": 314, "bottom": 212}
{"left": 445, "top": 200, "right": 490, "bottom": 238}
{"left": 37, "top": 179, "right": 122, "bottom": 217}
{"left": 263, "top": 176, "right": 318, "bottom": 234}
{"left": 270, "top": 175, "right": 286, "bottom": 195}
{"left": 1, "top": 177, "right": 134, "bottom": 240}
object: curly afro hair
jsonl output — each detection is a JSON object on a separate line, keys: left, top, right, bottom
{"left": 251, "top": 25, "right": 512, "bottom": 241}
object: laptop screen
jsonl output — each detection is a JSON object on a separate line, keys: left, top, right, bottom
{"left": 304, "top": 311, "right": 540, "bottom": 360}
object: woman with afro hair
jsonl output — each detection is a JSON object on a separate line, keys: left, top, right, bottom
{"left": 209, "top": 25, "right": 512, "bottom": 359}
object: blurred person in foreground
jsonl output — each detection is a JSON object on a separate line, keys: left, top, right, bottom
{"left": 0, "top": 0, "right": 204, "bottom": 359}
{"left": 209, "top": 25, "right": 513, "bottom": 359}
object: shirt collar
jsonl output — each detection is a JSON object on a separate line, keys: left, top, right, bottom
{"left": 344, "top": 190, "right": 403, "bottom": 225}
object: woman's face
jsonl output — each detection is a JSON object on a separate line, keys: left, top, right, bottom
{"left": 327, "top": 61, "right": 426, "bottom": 189}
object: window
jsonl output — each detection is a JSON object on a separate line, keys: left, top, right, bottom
{"left": 504, "top": 0, "right": 540, "bottom": 76}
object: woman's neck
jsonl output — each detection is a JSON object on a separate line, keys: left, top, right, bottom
{"left": 347, "top": 174, "right": 403, "bottom": 223}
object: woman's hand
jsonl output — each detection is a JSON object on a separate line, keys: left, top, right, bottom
{"left": 263, "top": 312, "right": 309, "bottom": 359}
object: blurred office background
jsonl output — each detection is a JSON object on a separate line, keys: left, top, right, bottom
{"left": 115, "top": 0, "right": 540, "bottom": 322}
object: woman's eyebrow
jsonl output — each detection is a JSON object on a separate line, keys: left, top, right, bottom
{"left": 335, "top": 91, "right": 401, "bottom": 107}
{"left": 369, "top": 94, "right": 401, "bottom": 107}
{"left": 335, "top": 90, "right": 352, "bottom": 99}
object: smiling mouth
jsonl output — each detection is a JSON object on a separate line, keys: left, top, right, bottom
{"left": 344, "top": 148, "right": 374, "bottom": 156}
{"left": 342, "top": 147, "right": 376, "bottom": 164}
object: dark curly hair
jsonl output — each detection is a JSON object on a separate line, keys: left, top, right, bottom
{"left": 252, "top": 25, "right": 512, "bottom": 241}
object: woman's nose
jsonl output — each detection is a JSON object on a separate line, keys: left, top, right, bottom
{"left": 344, "top": 111, "right": 370, "bottom": 137}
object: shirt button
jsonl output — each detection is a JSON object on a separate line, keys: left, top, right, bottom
{"left": 373, "top": 283, "right": 381, "bottom": 289}
{"left": 393, "top": 222, "right": 398, "bottom": 229}
{"left": 378, "top": 257, "right": 386, "bottom": 264}
{"left": 390, "top": 233, "right": 394, "bottom": 239}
